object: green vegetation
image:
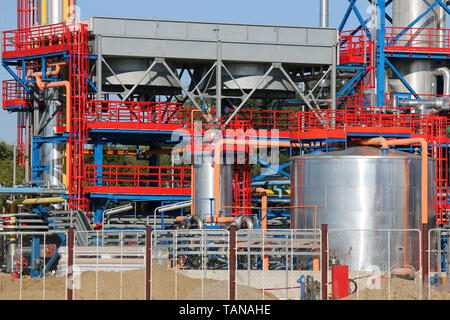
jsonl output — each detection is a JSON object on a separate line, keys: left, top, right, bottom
{"left": 0, "top": 141, "right": 25, "bottom": 187}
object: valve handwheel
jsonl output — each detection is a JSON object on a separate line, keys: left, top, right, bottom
{"left": 45, "top": 244, "right": 57, "bottom": 257}
{"left": 15, "top": 257, "right": 28, "bottom": 273}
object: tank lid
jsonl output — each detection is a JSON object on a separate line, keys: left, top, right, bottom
{"left": 292, "top": 146, "right": 422, "bottom": 160}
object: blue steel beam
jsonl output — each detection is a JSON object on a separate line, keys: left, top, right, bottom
{"left": 337, "top": 70, "right": 365, "bottom": 98}
{"left": 2, "top": 62, "right": 34, "bottom": 96}
{"left": 339, "top": 0, "right": 357, "bottom": 32}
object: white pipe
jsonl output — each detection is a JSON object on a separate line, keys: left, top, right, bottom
{"left": 320, "top": 0, "right": 329, "bottom": 28}
{"left": 433, "top": 67, "right": 450, "bottom": 96}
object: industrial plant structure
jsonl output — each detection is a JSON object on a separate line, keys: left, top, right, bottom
{"left": 0, "top": 0, "right": 449, "bottom": 291}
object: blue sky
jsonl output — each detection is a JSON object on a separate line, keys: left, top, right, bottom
{"left": 0, "top": 0, "right": 367, "bottom": 144}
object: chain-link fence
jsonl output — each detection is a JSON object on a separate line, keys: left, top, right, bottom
{"left": 152, "top": 229, "right": 229, "bottom": 300}
{"left": 71, "top": 230, "right": 146, "bottom": 300}
{"left": 327, "top": 229, "right": 422, "bottom": 300}
{"left": 235, "top": 229, "right": 321, "bottom": 300}
{"left": 428, "top": 228, "right": 450, "bottom": 300}
{"left": 0, "top": 227, "right": 442, "bottom": 301}
{"left": 0, "top": 231, "right": 68, "bottom": 300}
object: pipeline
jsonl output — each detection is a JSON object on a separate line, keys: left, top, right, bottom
{"left": 360, "top": 137, "right": 429, "bottom": 224}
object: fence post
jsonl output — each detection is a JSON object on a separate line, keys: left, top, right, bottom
{"left": 67, "top": 226, "right": 74, "bottom": 301}
{"left": 146, "top": 226, "right": 152, "bottom": 300}
{"left": 422, "top": 223, "right": 429, "bottom": 300}
{"left": 321, "top": 224, "right": 328, "bottom": 301}
{"left": 229, "top": 225, "right": 236, "bottom": 300}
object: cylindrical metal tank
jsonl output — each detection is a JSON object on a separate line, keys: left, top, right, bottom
{"left": 291, "top": 146, "right": 437, "bottom": 271}
{"left": 194, "top": 160, "right": 233, "bottom": 217}
{"left": 390, "top": 0, "right": 446, "bottom": 95}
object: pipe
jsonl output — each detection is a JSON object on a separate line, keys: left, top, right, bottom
{"left": 63, "top": 0, "right": 69, "bottom": 22}
{"left": 213, "top": 139, "right": 292, "bottom": 216}
{"left": 40, "top": 0, "right": 47, "bottom": 25}
{"left": 255, "top": 188, "right": 268, "bottom": 231}
{"left": 359, "top": 137, "right": 389, "bottom": 154}
{"left": 320, "top": 0, "right": 329, "bottom": 28}
{"left": 361, "top": 137, "right": 429, "bottom": 224}
{"left": 178, "top": 214, "right": 204, "bottom": 229}
{"left": 433, "top": 67, "right": 450, "bottom": 96}
{"left": 68, "top": 0, "right": 75, "bottom": 22}
{"left": 230, "top": 215, "right": 254, "bottom": 230}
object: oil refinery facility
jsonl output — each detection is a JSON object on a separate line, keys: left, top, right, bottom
{"left": 0, "top": 0, "right": 449, "bottom": 301}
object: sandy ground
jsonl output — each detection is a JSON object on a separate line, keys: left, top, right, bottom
{"left": 0, "top": 268, "right": 278, "bottom": 300}
{"left": 342, "top": 277, "right": 450, "bottom": 300}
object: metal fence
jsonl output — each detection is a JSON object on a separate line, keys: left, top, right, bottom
{"left": 428, "top": 228, "right": 450, "bottom": 300}
{"left": 0, "top": 227, "right": 447, "bottom": 300}
{"left": 70, "top": 230, "right": 146, "bottom": 300}
{"left": 152, "top": 229, "right": 229, "bottom": 300}
{"left": 0, "top": 231, "right": 68, "bottom": 300}
{"left": 235, "top": 229, "right": 321, "bottom": 300}
{"left": 327, "top": 229, "right": 422, "bottom": 300}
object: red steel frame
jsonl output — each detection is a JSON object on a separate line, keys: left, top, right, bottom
{"left": 2, "top": 80, "right": 33, "bottom": 110}
{"left": 84, "top": 164, "right": 191, "bottom": 195}
{"left": 385, "top": 27, "right": 450, "bottom": 53}
{"left": 67, "top": 24, "right": 89, "bottom": 212}
{"left": 2, "top": 17, "right": 449, "bottom": 223}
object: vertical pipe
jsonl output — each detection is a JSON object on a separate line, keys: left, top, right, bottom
{"left": 229, "top": 224, "right": 236, "bottom": 300}
{"left": 320, "top": 0, "right": 329, "bottom": 28}
{"left": 41, "top": 0, "right": 47, "bottom": 25}
{"left": 321, "top": 224, "right": 328, "bottom": 300}
{"left": 145, "top": 226, "right": 152, "bottom": 300}
{"left": 216, "top": 41, "right": 222, "bottom": 121}
{"left": 67, "top": 226, "right": 74, "bottom": 300}
{"left": 63, "top": 0, "right": 68, "bottom": 21}
{"left": 422, "top": 223, "right": 429, "bottom": 300}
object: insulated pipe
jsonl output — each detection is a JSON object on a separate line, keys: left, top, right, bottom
{"left": 177, "top": 214, "right": 204, "bottom": 229}
{"left": 361, "top": 137, "right": 429, "bottom": 224}
{"left": 320, "top": 0, "right": 329, "bottom": 28}
{"left": 213, "top": 139, "right": 292, "bottom": 216}
{"left": 433, "top": 67, "right": 450, "bottom": 96}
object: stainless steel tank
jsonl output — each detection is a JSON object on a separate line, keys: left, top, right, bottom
{"left": 390, "top": 0, "right": 446, "bottom": 95}
{"left": 291, "top": 146, "right": 437, "bottom": 271}
{"left": 194, "top": 159, "right": 233, "bottom": 217}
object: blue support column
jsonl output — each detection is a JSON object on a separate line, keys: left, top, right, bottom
{"left": 30, "top": 236, "right": 40, "bottom": 278}
{"left": 376, "top": 0, "right": 386, "bottom": 107}
{"left": 94, "top": 139, "right": 103, "bottom": 187}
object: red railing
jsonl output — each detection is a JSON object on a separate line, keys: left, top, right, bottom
{"left": 339, "top": 30, "right": 373, "bottom": 64}
{"left": 2, "top": 23, "right": 71, "bottom": 59}
{"left": 290, "top": 105, "right": 448, "bottom": 139}
{"left": 385, "top": 27, "right": 450, "bottom": 53}
{"left": 84, "top": 165, "right": 192, "bottom": 195}
{"left": 2, "top": 80, "right": 33, "bottom": 110}
{"left": 86, "top": 100, "right": 188, "bottom": 130}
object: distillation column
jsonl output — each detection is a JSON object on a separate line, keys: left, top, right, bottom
{"left": 390, "top": 0, "right": 446, "bottom": 96}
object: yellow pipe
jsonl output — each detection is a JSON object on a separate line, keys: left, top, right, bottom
{"left": 63, "top": 0, "right": 69, "bottom": 22}
{"left": 41, "top": 0, "right": 47, "bottom": 26}
{"left": 20, "top": 197, "right": 65, "bottom": 205}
